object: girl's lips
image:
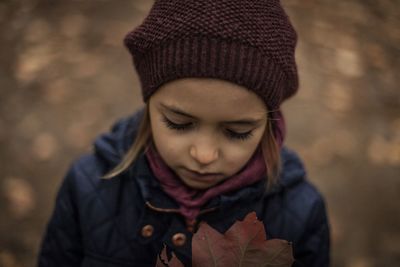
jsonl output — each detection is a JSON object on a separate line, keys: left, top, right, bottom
{"left": 181, "top": 168, "right": 224, "bottom": 182}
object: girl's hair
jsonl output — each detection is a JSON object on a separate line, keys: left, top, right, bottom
{"left": 102, "top": 105, "right": 281, "bottom": 189}
{"left": 101, "top": 107, "right": 152, "bottom": 179}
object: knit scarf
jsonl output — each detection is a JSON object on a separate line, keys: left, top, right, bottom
{"left": 145, "top": 110, "right": 286, "bottom": 221}
{"left": 145, "top": 143, "right": 265, "bottom": 220}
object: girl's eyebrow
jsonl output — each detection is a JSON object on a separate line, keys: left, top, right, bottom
{"left": 160, "top": 103, "right": 197, "bottom": 118}
{"left": 159, "top": 103, "right": 264, "bottom": 126}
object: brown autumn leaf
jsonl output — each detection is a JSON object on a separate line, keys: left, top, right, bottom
{"left": 155, "top": 246, "right": 184, "bottom": 267}
{"left": 192, "top": 212, "right": 294, "bottom": 267}
{"left": 156, "top": 212, "right": 294, "bottom": 267}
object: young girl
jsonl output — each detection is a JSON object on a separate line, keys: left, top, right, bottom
{"left": 38, "top": 0, "right": 330, "bottom": 266}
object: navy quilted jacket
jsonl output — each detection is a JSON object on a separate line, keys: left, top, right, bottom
{"left": 38, "top": 109, "right": 330, "bottom": 267}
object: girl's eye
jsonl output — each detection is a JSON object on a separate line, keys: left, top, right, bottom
{"left": 162, "top": 116, "right": 253, "bottom": 141}
{"left": 162, "top": 116, "right": 193, "bottom": 131}
{"left": 225, "top": 129, "right": 253, "bottom": 141}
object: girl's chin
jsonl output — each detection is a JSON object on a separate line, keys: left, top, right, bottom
{"left": 177, "top": 168, "right": 227, "bottom": 189}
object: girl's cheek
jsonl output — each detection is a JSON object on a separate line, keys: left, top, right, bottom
{"left": 223, "top": 141, "right": 260, "bottom": 168}
{"left": 158, "top": 133, "right": 188, "bottom": 157}
{"left": 222, "top": 146, "right": 248, "bottom": 165}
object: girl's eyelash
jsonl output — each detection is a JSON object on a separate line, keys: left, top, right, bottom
{"left": 225, "top": 129, "right": 253, "bottom": 141}
{"left": 162, "top": 116, "right": 253, "bottom": 141}
{"left": 162, "top": 116, "right": 193, "bottom": 131}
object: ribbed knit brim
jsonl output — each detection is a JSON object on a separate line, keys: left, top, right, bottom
{"left": 130, "top": 36, "right": 288, "bottom": 110}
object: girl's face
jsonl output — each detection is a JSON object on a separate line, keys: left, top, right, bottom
{"left": 149, "top": 78, "right": 268, "bottom": 189}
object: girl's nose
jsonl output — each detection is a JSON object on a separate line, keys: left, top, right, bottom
{"left": 189, "top": 143, "right": 219, "bottom": 166}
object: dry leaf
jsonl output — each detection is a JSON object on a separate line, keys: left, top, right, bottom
{"left": 156, "top": 212, "right": 294, "bottom": 267}
{"left": 156, "top": 246, "right": 184, "bottom": 267}
{"left": 192, "top": 212, "right": 294, "bottom": 267}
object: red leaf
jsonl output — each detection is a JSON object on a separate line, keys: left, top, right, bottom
{"left": 155, "top": 212, "right": 294, "bottom": 267}
{"left": 192, "top": 212, "right": 294, "bottom": 267}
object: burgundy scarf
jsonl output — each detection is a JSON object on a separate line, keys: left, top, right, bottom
{"left": 145, "top": 110, "right": 286, "bottom": 221}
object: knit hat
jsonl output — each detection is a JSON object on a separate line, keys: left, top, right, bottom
{"left": 124, "top": 0, "right": 298, "bottom": 111}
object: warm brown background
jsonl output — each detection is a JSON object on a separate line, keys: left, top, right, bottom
{"left": 0, "top": 0, "right": 399, "bottom": 266}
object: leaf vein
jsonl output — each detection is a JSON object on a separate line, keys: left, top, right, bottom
{"left": 205, "top": 231, "right": 218, "bottom": 267}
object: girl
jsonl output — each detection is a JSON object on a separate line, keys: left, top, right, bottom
{"left": 38, "top": 0, "right": 330, "bottom": 266}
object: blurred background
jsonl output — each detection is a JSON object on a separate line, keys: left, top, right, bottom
{"left": 0, "top": 0, "right": 399, "bottom": 266}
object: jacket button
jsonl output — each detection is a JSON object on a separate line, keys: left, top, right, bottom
{"left": 172, "top": 233, "right": 186, "bottom": 246}
{"left": 141, "top": 225, "right": 154, "bottom": 238}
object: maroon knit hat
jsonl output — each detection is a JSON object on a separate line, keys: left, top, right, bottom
{"left": 124, "top": 0, "right": 298, "bottom": 111}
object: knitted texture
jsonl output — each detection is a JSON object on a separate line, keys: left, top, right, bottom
{"left": 124, "top": 0, "right": 298, "bottom": 110}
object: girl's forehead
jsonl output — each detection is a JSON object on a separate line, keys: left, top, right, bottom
{"left": 152, "top": 78, "right": 267, "bottom": 116}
